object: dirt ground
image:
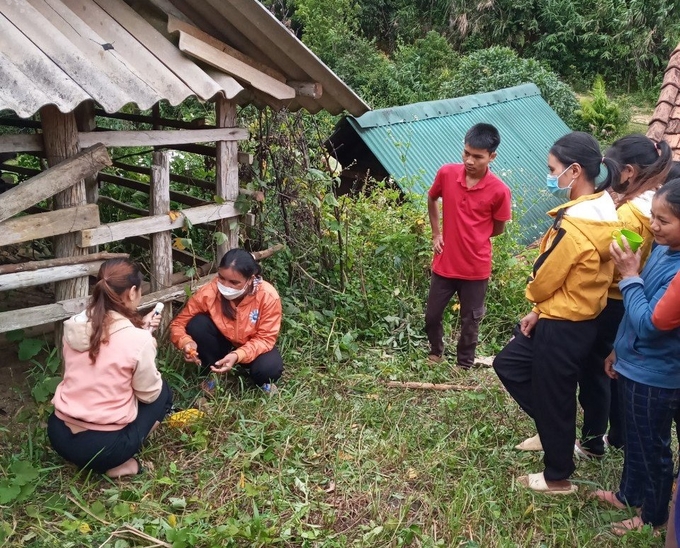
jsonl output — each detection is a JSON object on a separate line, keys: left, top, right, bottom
{"left": 0, "top": 343, "right": 33, "bottom": 427}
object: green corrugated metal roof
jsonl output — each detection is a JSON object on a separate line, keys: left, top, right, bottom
{"left": 343, "top": 84, "right": 571, "bottom": 243}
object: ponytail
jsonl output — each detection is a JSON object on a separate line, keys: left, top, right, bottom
{"left": 596, "top": 156, "right": 621, "bottom": 193}
{"left": 87, "top": 259, "right": 144, "bottom": 363}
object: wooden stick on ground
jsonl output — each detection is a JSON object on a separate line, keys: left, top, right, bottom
{"left": 385, "top": 381, "right": 481, "bottom": 391}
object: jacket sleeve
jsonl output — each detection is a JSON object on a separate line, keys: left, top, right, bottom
{"left": 652, "top": 271, "right": 680, "bottom": 330}
{"left": 234, "top": 292, "right": 282, "bottom": 364}
{"left": 619, "top": 276, "right": 672, "bottom": 340}
{"left": 526, "top": 231, "right": 584, "bottom": 305}
{"left": 132, "top": 336, "right": 163, "bottom": 404}
{"left": 169, "top": 284, "right": 213, "bottom": 350}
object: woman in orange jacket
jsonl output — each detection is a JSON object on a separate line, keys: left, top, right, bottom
{"left": 170, "top": 249, "right": 283, "bottom": 394}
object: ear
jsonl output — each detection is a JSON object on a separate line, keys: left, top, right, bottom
{"left": 570, "top": 163, "right": 583, "bottom": 179}
{"left": 622, "top": 163, "right": 636, "bottom": 180}
{"left": 127, "top": 285, "right": 139, "bottom": 302}
{"left": 489, "top": 151, "right": 497, "bottom": 162}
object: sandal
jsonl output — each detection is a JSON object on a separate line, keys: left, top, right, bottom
{"left": 610, "top": 516, "right": 665, "bottom": 537}
{"left": 515, "top": 434, "right": 543, "bottom": 451}
{"left": 591, "top": 490, "right": 629, "bottom": 510}
{"left": 574, "top": 440, "right": 604, "bottom": 459}
{"left": 517, "top": 472, "right": 578, "bottom": 495}
{"left": 133, "top": 457, "right": 145, "bottom": 476}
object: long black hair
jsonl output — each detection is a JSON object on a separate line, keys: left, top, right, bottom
{"left": 550, "top": 131, "right": 620, "bottom": 193}
{"left": 605, "top": 134, "right": 672, "bottom": 201}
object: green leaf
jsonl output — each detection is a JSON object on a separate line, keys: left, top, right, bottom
{"left": 0, "top": 480, "right": 21, "bottom": 504}
{"left": 213, "top": 195, "right": 225, "bottom": 204}
{"left": 10, "top": 461, "right": 38, "bottom": 485}
{"left": 169, "top": 497, "right": 186, "bottom": 510}
{"left": 89, "top": 500, "right": 106, "bottom": 519}
{"left": 18, "top": 338, "right": 43, "bottom": 361}
{"left": 213, "top": 232, "right": 228, "bottom": 245}
{"left": 5, "top": 330, "right": 24, "bottom": 343}
{"left": 323, "top": 193, "right": 339, "bottom": 207}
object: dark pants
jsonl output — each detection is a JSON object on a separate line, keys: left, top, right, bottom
{"left": 579, "top": 298, "right": 625, "bottom": 455}
{"left": 47, "top": 379, "right": 173, "bottom": 473}
{"left": 186, "top": 314, "right": 283, "bottom": 386}
{"left": 616, "top": 375, "right": 680, "bottom": 526}
{"left": 425, "top": 272, "right": 488, "bottom": 368}
{"left": 493, "top": 318, "right": 597, "bottom": 481}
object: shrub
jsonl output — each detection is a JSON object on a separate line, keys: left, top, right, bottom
{"left": 574, "top": 76, "right": 630, "bottom": 141}
{"left": 445, "top": 46, "right": 580, "bottom": 125}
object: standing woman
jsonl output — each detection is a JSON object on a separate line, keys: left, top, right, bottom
{"left": 48, "top": 259, "right": 173, "bottom": 478}
{"left": 170, "top": 248, "right": 283, "bottom": 394}
{"left": 593, "top": 178, "right": 680, "bottom": 535}
{"left": 493, "top": 132, "right": 621, "bottom": 494}
{"left": 578, "top": 134, "right": 672, "bottom": 455}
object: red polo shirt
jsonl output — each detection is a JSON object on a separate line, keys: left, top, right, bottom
{"left": 429, "top": 164, "right": 512, "bottom": 280}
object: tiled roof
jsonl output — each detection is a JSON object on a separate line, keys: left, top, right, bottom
{"left": 647, "top": 44, "right": 680, "bottom": 159}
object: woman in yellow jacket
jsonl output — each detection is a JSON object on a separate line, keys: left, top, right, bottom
{"left": 493, "top": 132, "right": 621, "bottom": 494}
{"left": 589, "top": 135, "right": 673, "bottom": 452}
{"left": 170, "top": 248, "right": 283, "bottom": 394}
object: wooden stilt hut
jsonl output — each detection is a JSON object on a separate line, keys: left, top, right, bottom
{"left": 0, "top": 0, "right": 369, "bottom": 338}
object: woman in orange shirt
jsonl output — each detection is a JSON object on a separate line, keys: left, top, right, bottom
{"left": 170, "top": 248, "right": 283, "bottom": 394}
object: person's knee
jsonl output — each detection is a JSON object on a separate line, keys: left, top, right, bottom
{"left": 186, "top": 314, "right": 213, "bottom": 338}
{"left": 249, "top": 350, "right": 284, "bottom": 385}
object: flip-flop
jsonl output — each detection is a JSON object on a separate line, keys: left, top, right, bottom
{"left": 574, "top": 440, "right": 605, "bottom": 459}
{"left": 590, "top": 490, "right": 631, "bottom": 510}
{"left": 517, "top": 472, "right": 577, "bottom": 495}
{"left": 515, "top": 434, "right": 543, "bottom": 451}
{"left": 610, "top": 516, "right": 665, "bottom": 537}
{"left": 133, "top": 458, "right": 145, "bottom": 476}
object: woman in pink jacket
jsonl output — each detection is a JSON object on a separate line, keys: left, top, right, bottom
{"left": 48, "top": 259, "right": 172, "bottom": 478}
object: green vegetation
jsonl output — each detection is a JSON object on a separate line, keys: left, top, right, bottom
{"left": 0, "top": 186, "right": 663, "bottom": 546}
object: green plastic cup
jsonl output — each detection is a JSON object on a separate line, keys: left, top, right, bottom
{"left": 612, "top": 229, "right": 644, "bottom": 252}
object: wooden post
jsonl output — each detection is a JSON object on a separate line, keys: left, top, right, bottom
{"left": 215, "top": 97, "right": 239, "bottom": 260}
{"left": 40, "top": 105, "right": 89, "bottom": 346}
{"left": 74, "top": 101, "right": 99, "bottom": 206}
{"left": 150, "top": 151, "right": 172, "bottom": 333}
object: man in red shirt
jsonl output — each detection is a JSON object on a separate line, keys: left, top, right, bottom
{"left": 426, "top": 123, "right": 512, "bottom": 368}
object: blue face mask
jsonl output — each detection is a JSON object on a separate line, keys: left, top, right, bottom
{"left": 546, "top": 164, "right": 575, "bottom": 201}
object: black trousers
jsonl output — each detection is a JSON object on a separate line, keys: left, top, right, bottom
{"left": 578, "top": 298, "right": 625, "bottom": 455}
{"left": 493, "top": 318, "right": 597, "bottom": 481}
{"left": 424, "top": 272, "right": 488, "bottom": 367}
{"left": 47, "top": 379, "right": 173, "bottom": 473}
{"left": 186, "top": 314, "right": 283, "bottom": 386}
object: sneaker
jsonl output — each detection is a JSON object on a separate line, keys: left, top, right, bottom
{"left": 260, "top": 383, "right": 279, "bottom": 396}
{"left": 201, "top": 379, "right": 217, "bottom": 397}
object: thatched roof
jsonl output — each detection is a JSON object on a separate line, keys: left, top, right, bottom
{"left": 648, "top": 44, "right": 680, "bottom": 159}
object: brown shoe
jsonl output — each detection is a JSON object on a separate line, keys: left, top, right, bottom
{"left": 427, "top": 354, "right": 443, "bottom": 363}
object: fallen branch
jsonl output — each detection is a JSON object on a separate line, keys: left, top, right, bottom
{"left": 251, "top": 243, "right": 284, "bottom": 261}
{"left": 385, "top": 381, "right": 481, "bottom": 391}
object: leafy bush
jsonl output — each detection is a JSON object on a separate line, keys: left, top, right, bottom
{"left": 574, "top": 76, "right": 630, "bottom": 141}
{"left": 445, "top": 46, "right": 581, "bottom": 125}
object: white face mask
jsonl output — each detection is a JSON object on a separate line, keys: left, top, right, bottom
{"left": 217, "top": 281, "right": 248, "bottom": 300}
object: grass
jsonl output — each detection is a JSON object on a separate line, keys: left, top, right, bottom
{"left": 0, "top": 339, "right": 666, "bottom": 547}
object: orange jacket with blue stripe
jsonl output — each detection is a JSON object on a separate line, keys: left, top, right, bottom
{"left": 169, "top": 277, "right": 282, "bottom": 364}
